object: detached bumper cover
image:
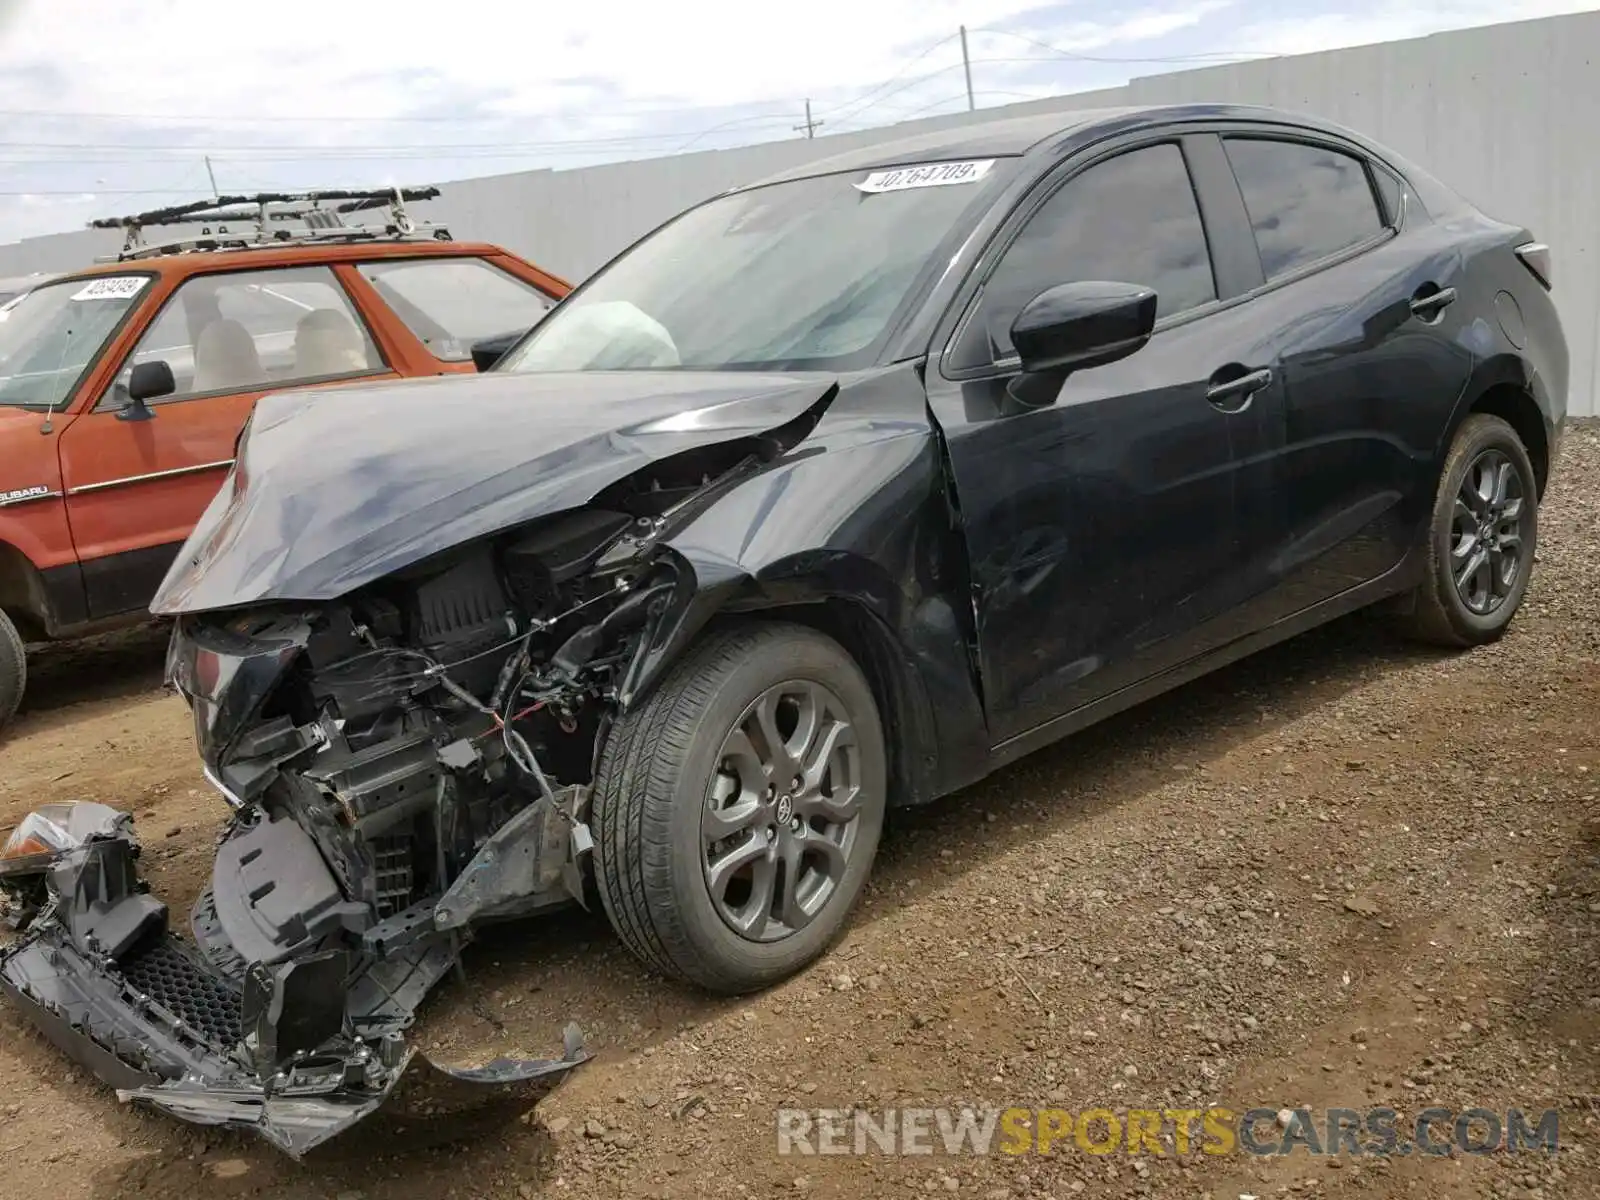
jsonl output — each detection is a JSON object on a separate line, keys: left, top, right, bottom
{"left": 0, "top": 822, "right": 588, "bottom": 1158}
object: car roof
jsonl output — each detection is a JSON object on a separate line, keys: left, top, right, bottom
{"left": 52, "top": 239, "right": 517, "bottom": 284}
{"left": 746, "top": 102, "right": 1383, "bottom": 187}
{"left": 0, "top": 272, "right": 56, "bottom": 291}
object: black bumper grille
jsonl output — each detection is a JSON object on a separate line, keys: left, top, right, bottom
{"left": 121, "top": 938, "right": 243, "bottom": 1047}
{"left": 372, "top": 836, "right": 415, "bottom": 918}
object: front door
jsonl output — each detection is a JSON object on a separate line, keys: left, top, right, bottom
{"left": 926, "top": 138, "right": 1284, "bottom": 746}
{"left": 58, "top": 263, "right": 398, "bottom": 619}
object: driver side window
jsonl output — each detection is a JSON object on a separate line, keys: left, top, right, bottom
{"left": 959, "top": 142, "right": 1217, "bottom": 368}
{"left": 97, "top": 265, "right": 385, "bottom": 410}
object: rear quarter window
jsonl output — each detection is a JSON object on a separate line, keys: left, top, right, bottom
{"left": 1372, "top": 166, "right": 1406, "bottom": 226}
{"left": 358, "top": 257, "right": 558, "bottom": 362}
{"left": 1222, "top": 138, "right": 1385, "bottom": 281}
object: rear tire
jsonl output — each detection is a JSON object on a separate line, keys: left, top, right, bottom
{"left": 591, "top": 620, "right": 887, "bottom": 994}
{"left": 1395, "top": 413, "right": 1539, "bottom": 647}
{"left": 0, "top": 609, "right": 25, "bottom": 731}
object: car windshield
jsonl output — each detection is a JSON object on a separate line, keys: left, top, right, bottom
{"left": 498, "top": 161, "right": 1011, "bottom": 374}
{"left": 0, "top": 275, "right": 150, "bottom": 409}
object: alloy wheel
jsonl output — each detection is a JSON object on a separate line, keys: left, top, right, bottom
{"left": 1450, "top": 448, "right": 1527, "bottom": 616}
{"left": 702, "top": 680, "right": 865, "bottom": 942}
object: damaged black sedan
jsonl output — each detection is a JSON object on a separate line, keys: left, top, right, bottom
{"left": 0, "top": 102, "right": 1567, "bottom": 1153}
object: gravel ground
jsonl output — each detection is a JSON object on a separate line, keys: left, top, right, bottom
{"left": 0, "top": 421, "right": 1595, "bottom": 1200}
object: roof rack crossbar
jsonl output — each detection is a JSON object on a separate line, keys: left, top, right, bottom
{"left": 88, "top": 187, "right": 440, "bottom": 230}
{"left": 88, "top": 187, "right": 448, "bottom": 262}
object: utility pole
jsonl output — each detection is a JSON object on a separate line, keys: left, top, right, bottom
{"left": 204, "top": 155, "right": 220, "bottom": 200}
{"left": 794, "top": 99, "right": 824, "bottom": 139}
{"left": 960, "top": 25, "right": 975, "bottom": 111}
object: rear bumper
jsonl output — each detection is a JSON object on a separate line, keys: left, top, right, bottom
{"left": 0, "top": 824, "right": 587, "bottom": 1157}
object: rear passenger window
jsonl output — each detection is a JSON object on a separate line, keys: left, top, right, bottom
{"left": 973, "top": 142, "right": 1216, "bottom": 361}
{"left": 1223, "top": 138, "right": 1384, "bottom": 280}
{"left": 359, "top": 257, "right": 558, "bottom": 363}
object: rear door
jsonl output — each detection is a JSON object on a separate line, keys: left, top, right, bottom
{"left": 58, "top": 263, "right": 398, "bottom": 619}
{"left": 1213, "top": 130, "right": 1476, "bottom": 617}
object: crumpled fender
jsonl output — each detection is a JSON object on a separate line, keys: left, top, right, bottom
{"left": 614, "top": 364, "right": 993, "bottom": 804}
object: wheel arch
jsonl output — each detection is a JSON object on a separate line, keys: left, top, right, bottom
{"left": 1467, "top": 383, "right": 1550, "bottom": 499}
{"left": 620, "top": 548, "right": 991, "bottom": 808}
{"left": 0, "top": 539, "right": 54, "bottom": 641}
{"left": 1446, "top": 354, "right": 1554, "bottom": 499}
{"left": 715, "top": 597, "right": 938, "bottom": 809}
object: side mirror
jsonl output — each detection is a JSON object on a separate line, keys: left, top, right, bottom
{"left": 470, "top": 331, "right": 524, "bottom": 373}
{"left": 119, "top": 360, "right": 175, "bottom": 422}
{"left": 1010, "top": 281, "right": 1158, "bottom": 383}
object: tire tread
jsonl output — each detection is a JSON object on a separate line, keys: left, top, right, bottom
{"left": 592, "top": 620, "right": 874, "bottom": 993}
{"left": 1396, "top": 413, "right": 1535, "bottom": 648}
{"left": 0, "top": 609, "right": 25, "bottom": 732}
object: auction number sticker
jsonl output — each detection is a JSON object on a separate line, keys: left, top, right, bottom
{"left": 71, "top": 275, "right": 149, "bottom": 302}
{"left": 855, "top": 159, "right": 996, "bottom": 194}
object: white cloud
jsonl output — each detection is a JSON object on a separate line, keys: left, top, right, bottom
{"left": 0, "top": 0, "right": 1211, "bottom": 239}
{"left": 0, "top": 0, "right": 1594, "bottom": 242}
{"left": 0, "top": 0, "right": 1072, "bottom": 119}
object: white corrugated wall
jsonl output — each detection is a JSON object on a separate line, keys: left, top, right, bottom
{"left": 1121, "top": 13, "right": 1600, "bottom": 418}
{"left": 2, "top": 11, "right": 1595, "bottom": 412}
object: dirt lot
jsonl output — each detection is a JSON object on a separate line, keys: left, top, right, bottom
{"left": 1, "top": 424, "right": 1597, "bottom": 1200}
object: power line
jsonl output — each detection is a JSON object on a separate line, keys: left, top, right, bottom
{"left": 0, "top": 189, "right": 223, "bottom": 197}
{"left": 675, "top": 111, "right": 820, "bottom": 153}
{"left": 0, "top": 97, "right": 814, "bottom": 125}
{"left": 849, "top": 89, "right": 1050, "bottom": 127}
{"left": 0, "top": 59, "right": 1098, "bottom": 160}
{"left": 810, "top": 31, "right": 966, "bottom": 120}
{"left": 0, "top": 32, "right": 972, "bottom": 132}
{"left": 0, "top": 29, "right": 1299, "bottom": 213}
{"left": 0, "top": 39, "right": 1287, "bottom": 161}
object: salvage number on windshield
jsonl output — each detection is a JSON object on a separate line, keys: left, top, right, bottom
{"left": 70, "top": 276, "right": 150, "bottom": 302}
{"left": 855, "top": 159, "right": 996, "bottom": 194}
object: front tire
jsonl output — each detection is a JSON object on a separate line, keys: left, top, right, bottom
{"left": 592, "top": 620, "right": 887, "bottom": 994}
{"left": 1397, "top": 413, "right": 1539, "bottom": 647}
{"left": 0, "top": 609, "right": 25, "bottom": 731}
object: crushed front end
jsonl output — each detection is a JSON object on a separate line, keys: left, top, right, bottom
{"left": 0, "top": 379, "right": 836, "bottom": 1153}
{"left": 0, "top": 513, "right": 672, "bottom": 1154}
{"left": 0, "top": 803, "right": 587, "bottom": 1157}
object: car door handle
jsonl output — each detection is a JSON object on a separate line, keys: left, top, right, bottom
{"left": 1410, "top": 287, "right": 1457, "bottom": 317}
{"left": 1205, "top": 366, "right": 1273, "bottom": 409}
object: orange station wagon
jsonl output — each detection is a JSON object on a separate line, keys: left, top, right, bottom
{"left": 0, "top": 188, "right": 570, "bottom": 728}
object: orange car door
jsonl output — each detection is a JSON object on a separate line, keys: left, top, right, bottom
{"left": 58, "top": 263, "right": 399, "bottom": 620}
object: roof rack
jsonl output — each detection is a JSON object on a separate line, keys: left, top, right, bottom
{"left": 89, "top": 187, "right": 452, "bottom": 262}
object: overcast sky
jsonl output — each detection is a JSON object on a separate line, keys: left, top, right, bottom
{"left": 0, "top": 0, "right": 1591, "bottom": 244}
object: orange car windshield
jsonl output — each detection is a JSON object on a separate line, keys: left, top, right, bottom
{"left": 499, "top": 162, "right": 1012, "bottom": 374}
{"left": 0, "top": 275, "right": 150, "bottom": 410}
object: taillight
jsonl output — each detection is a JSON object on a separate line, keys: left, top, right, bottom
{"left": 1515, "top": 241, "right": 1552, "bottom": 290}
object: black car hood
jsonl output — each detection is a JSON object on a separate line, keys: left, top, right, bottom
{"left": 150, "top": 369, "right": 837, "bottom": 613}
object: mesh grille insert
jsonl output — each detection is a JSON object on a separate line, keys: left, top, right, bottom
{"left": 372, "top": 835, "right": 415, "bottom": 918}
{"left": 120, "top": 938, "right": 243, "bottom": 1047}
